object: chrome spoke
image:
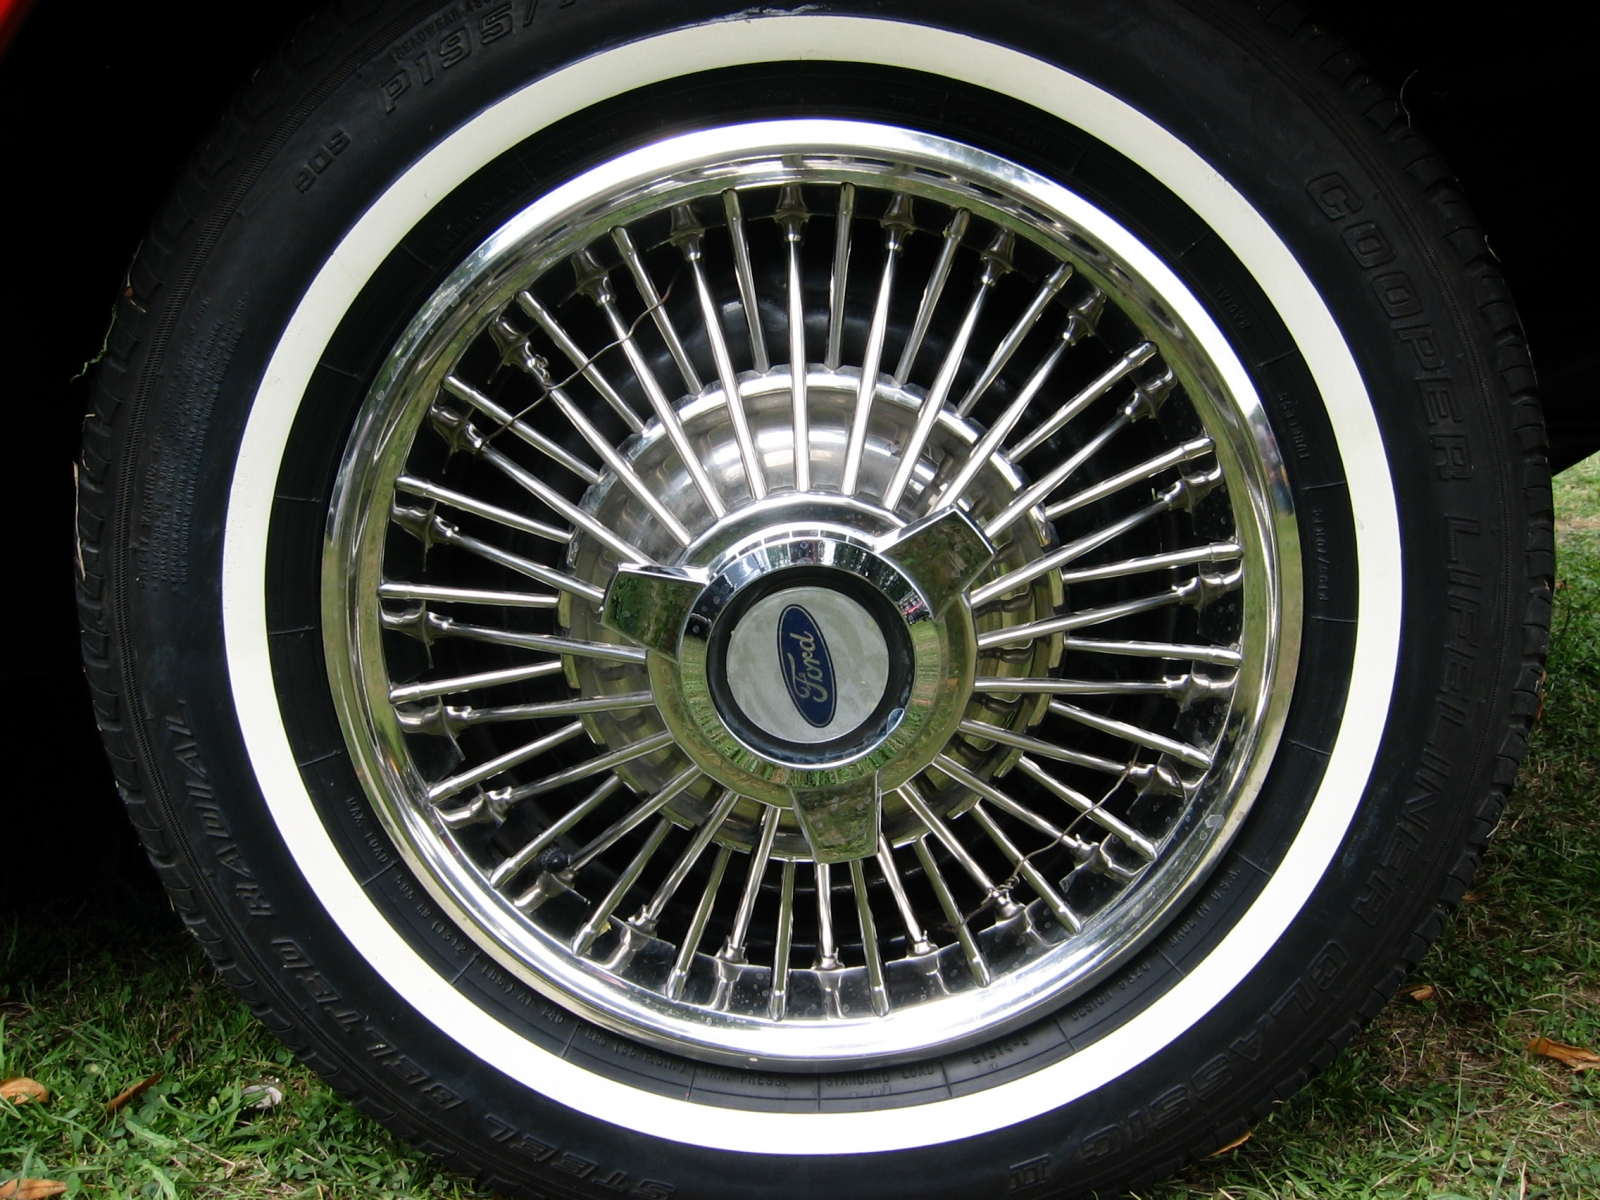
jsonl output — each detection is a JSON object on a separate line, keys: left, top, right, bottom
{"left": 490, "top": 775, "right": 622, "bottom": 888}
{"left": 634, "top": 789, "right": 740, "bottom": 932}
{"left": 666, "top": 844, "right": 731, "bottom": 1001}
{"left": 395, "top": 475, "right": 570, "bottom": 544}
{"left": 515, "top": 289, "right": 645, "bottom": 433}
{"left": 389, "top": 659, "right": 565, "bottom": 704}
{"left": 1008, "top": 340, "right": 1157, "bottom": 461}
{"left": 958, "top": 718, "right": 1127, "bottom": 777}
{"left": 974, "top": 674, "right": 1235, "bottom": 701}
{"left": 574, "top": 247, "right": 725, "bottom": 518}
{"left": 442, "top": 374, "right": 600, "bottom": 485}
{"left": 894, "top": 208, "right": 969, "bottom": 383}
{"left": 776, "top": 186, "right": 811, "bottom": 492}
{"left": 674, "top": 204, "right": 766, "bottom": 499}
{"left": 931, "top": 312, "right": 1086, "bottom": 514}
{"left": 841, "top": 194, "right": 913, "bottom": 496}
{"left": 899, "top": 781, "right": 1014, "bottom": 913}
{"left": 1042, "top": 435, "right": 1214, "bottom": 523}
{"left": 404, "top": 612, "right": 646, "bottom": 664}
{"left": 723, "top": 190, "right": 770, "bottom": 372}
{"left": 500, "top": 729, "right": 676, "bottom": 804}
{"left": 984, "top": 408, "right": 1134, "bottom": 538}
{"left": 974, "top": 463, "right": 1221, "bottom": 605}
{"left": 427, "top": 721, "right": 587, "bottom": 804}
{"left": 954, "top": 262, "right": 1073, "bottom": 418}
{"left": 1056, "top": 542, "right": 1242, "bottom": 587}
{"left": 722, "top": 805, "right": 781, "bottom": 963}
{"left": 391, "top": 508, "right": 605, "bottom": 604}
{"left": 612, "top": 225, "right": 702, "bottom": 394}
{"left": 883, "top": 230, "right": 1013, "bottom": 512}
{"left": 574, "top": 816, "right": 673, "bottom": 955}
{"left": 518, "top": 353, "right": 693, "bottom": 545}
{"left": 825, "top": 183, "right": 856, "bottom": 370}
{"left": 814, "top": 861, "right": 840, "bottom": 970}
{"left": 769, "top": 860, "right": 797, "bottom": 1020}
{"left": 849, "top": 858, "right": 890, "bottom": 1015}
{"left": 1047, "top": 700, "right": 1213, "bottom": 769}
{"left": 913, "top": 837, "right": 990, "bottom": 988}
{"left": 567, "top": 763, "right": 701, "bottom": 875}
{"left": 877, "top": 836, "right": 935, "bottom": 956}
{"left": 976, "top": 585, "right": 1199, "bottom": 649}
{"left": 933, "top": 753, "right": 1090, "bottom": 853}
{"left": 968, "top": 804, "right": 1082, "bottom": 934}
{"left": 378, "top": 581, "right": 559, "bottom": 610}
{"left": 427, "top": 406, "right": 648, "bottom": 568}
{"left": 399, "top": 692, "right": 653, "bottom": 737}
{"left": 1057, "top": 636, "right": 1244, "bottom": 667}
{"left": 1014, "top": 757, "right": 1158, "bottom": 859}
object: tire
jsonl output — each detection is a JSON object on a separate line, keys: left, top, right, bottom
{"left": 76, "top": 2, "right": 1550, "bottom": 1196}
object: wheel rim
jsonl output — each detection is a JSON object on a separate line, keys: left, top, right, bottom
{"left": 323, "top": 120, "right": 1298, "bottom": 1069}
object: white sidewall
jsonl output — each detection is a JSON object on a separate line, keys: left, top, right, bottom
{"left": 223, "top": 16, "right": 1401, "bottom": 1155}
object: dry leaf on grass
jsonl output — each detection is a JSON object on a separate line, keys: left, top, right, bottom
{"left": 1462, "top": 889, "right": 1486, "bottom": 903}
{"left": 1527, "top": 1036, "right": 1600, "bottom": 1070}
{"left": 105, "top": 1071, "right": 163, "bottom": 1113}
{"left": 1401, "top": 984, "right": 1437, "bottom": 1002}
{"left": 0, "top": 1078, "right": 48, "bottom": 1105}
{"left": 0, "top": 1180, "right": 67, "bottom": 1199}
{"left": 1208, "top": 1130, "right": 1252, "bottom": 1156}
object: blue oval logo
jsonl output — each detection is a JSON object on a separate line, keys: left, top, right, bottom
{"left": 777, "top": 604, "right": 836, "bottom": 728}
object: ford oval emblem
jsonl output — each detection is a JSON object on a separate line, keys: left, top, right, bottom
{"left": 777, "top": 604, "right": 836, "bottom": 728}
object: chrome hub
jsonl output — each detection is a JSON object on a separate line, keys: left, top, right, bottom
{"left": 604, "top": 501, "right": 994, "bottom": 862}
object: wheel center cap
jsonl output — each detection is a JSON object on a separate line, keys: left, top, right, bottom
{"left": 717, "top": 576, "right": 908, "bottom": 754}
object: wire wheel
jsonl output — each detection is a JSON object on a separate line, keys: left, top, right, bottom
{"left": 324, "top": 121, "right": 1296, "bottom": 1068}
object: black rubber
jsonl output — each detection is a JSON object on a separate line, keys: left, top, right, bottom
{"left": 76, "top": 1, "right": 1551, "bottom": 1196}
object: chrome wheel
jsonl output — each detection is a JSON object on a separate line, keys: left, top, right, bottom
{"left": 324, "top": 120, "right": 1297, "bottom": 1068}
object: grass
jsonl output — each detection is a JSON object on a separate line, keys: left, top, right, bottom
{"left": 5, "top": 456, "right": 1599, "bottom": 1199}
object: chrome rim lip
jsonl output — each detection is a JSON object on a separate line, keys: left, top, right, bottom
{"left": 322, "top": 119, "right": 1300, "bottom": 1069}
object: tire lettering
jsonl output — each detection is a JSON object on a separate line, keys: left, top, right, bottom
{"left": 1432, "top": 433, "right": 1474, "bottom": 479}
{"left": 234, "top": 882, "right": 274, "bottom": 916}
{"left": 1418, "top": 378, "right": 1460, "bottom": 424}
{"left": 166, "top": 708, "right": 261, "bottom": 884}
{"left": 1191, "top": 1054, "right": 1233, "bottom": 1099}
{"left": 1303, "top": 172, "right": 1479, "bottom": 481}
{"left": 383, "top": 1, "right": 547, "bottom": 114}
{"left": 1306, "top": 172, "right": 1364, "bottom": 219}
{"left": 380, "top": 69, "right": 409, "bottom": 113}
{"left": 1342, "top": 221, "right": 1395, "bottom": 267}
{"left": 292, "top": 130, "right": 351, "bottom": 194}
{"left": 1212, "top": 285, "right": 1252, "bottom": 331}
{"left": 550, "top": 1152, "right": 595, "bottom": 1178}
{"left": 1072, "top": 1052, "right": 1257, "bottom": 1164}
{"left": 480, "top": 5, "right": 513, "bottom": 41}
{"left": 438, "top": 28, "right": 471, "bottom": 68}
{"left": 1008, "top": 1155, "right": 1051, "bottom": 1192}
{"left": 484, "top": 1116, "right": 674, "bottom": 1195}
{"left": 1310, "top": 507, "right": 1332, "bottom": 603}
{"left": 1277, "top": 395, "right": 1313, "bottom": 460}
{"left": 1396, "top": 324, "right": 1445, "bottom": 371}
{"left": 270, "top": 937, "right": 346, "bottom": 1006}
{"left": 1372, "top": 271, "right": 1423, "bottom": 317}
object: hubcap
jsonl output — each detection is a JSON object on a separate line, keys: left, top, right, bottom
{"left": 323, "top": 120, "right": 1298, "bottom": 1068}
